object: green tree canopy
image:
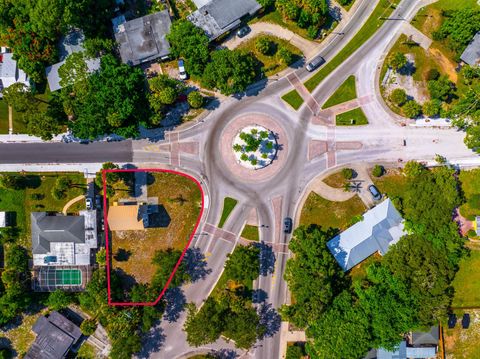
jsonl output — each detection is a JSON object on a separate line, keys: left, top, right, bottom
{"left": 166, "top": 20, "right": 210, "bottom": 76}
{"left": 224, "top": 244, "right": 260, "bottom": 283}
{"left": 281, "top": 225, "right": 348, "bottom": 328}
{"left": 389, "top": 52, "right": 408, "bottom": 71}
{"left": 201, "top": 49, "right": 258, "bottom": 95}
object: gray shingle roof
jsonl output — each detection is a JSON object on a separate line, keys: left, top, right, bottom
{"left": 26, "top": 311, "right": 82, "bottom": 359}
{"left": 115, "top": 10, "right": 172, "bottom": 66}
{"left": 411, "top": 326, "right": 439, "bottom": 346}
{"left": 31, "top": 212, "right": 85, "bottom": 255}
{"left": 461, "top": 32, "right": 480, "bottom": 66}
{"left": 188, "top": 0, "right": 261, "bottom": 40}
{"left": 327, "top": 198, "right": 405, "bottom": 271}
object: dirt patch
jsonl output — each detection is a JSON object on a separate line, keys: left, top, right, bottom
{"left": 428, "top": 47, "right": 458, "bottom": 83}
{"left": 417, "top": 7, "right": 442, "bottom": 36}
{"left": 444, "top": 310, "right": 480, "bottom": 359}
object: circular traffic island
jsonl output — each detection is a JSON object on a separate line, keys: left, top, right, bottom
{"left": 219, "top": 113, "right": 289, "bottom": 183}
{"left": 233, "top": 125, "right": 278, "bottom": 170}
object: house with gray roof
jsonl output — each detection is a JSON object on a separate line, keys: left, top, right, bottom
{"left": 461, "top": 32, "right": 480, "bottom": 67}
{"left": 327, "top": 198, "right": 405, "bottom": 271}
{"left": 31, "top": 211, "right": 97, "bottom": 267}
{"left": 0, "top": 50, "right": 30, "bottom": 96}
{"left": 114, "top": 10, "right": 172, "bottom": 66}
{"left": 188, "top": 0, "right": 261, "bottom": 40}
{"left": 45, "top": 30, "right": 101, "bottom": 92}
{"left": 25, "top": 311, "right": 82, "bottom": 359}
{"left": 476, "top": 216, "right": 480, "bottom": 236}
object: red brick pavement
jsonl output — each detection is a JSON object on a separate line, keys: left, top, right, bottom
{"left": 335, "top": 141, "right": 363, "bottom": 150}
{"left": 271, "top": 196, "right": 283, "bottom": 243}
{"left": 286, "top": 73, "right": 320, "bottom": 114}
{"left": 203, "top": 223, "right": 237, "bottom": 243}
{"left": 168, "top": 132, "right": 180, "bottom": 167}
{"left": 308, "top": 140, "right": 328, "bottom": 161}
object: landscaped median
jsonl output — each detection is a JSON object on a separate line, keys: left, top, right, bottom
{"left": 336, "top": 108, "right": 368, "bottom": 126}
{"left": 281, "top": 89, "right": 304, "bottom": 110}
{"left": 322, "top": 75, "right": 357, "bottom": 109}
{"left": 304, "top": 0, "right": 401, "bottom": 92}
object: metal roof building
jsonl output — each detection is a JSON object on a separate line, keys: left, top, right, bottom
{"left": 45, "top": 30, "right": 101, "bottom": 92}
{"left": 461, "top": 32, "right": 480, "bottom": 67}
{"left": 327, "top": 198, "right": 405, "bottom": 271}
{"left": 25, "top": 311, "right": 82, "bottom": 359}
{"left": 188, "top": 0, "right": 261, "bottom": 40}
{"left": 0, "top": 211, "right": 6, "bottom": 227}
{"left": 31, "top": 211, "right": 97, "bottom": 266}
{"left": 114, "top": 10, "right": 172, "bottom": 66}
{"left": 0, "top": 51, "right": 30, "bottom": 95}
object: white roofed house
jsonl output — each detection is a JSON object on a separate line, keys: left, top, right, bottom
{"left": 0, "top": 49, "right": 30, "bottom": 96}
{"left": 31, "top": 210, "right": 97, "bottom": 292}
{"left": 327, "top": 198, "right": 406, "bottom": 272}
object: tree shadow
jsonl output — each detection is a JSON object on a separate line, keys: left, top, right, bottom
{"left": 0, "top": 337, "right": 16, "bottom": 359}
{"left": 254, "top": 242, "right": 275, "bottom": 276}
{"left": 397, "top": 61, "right": 416, "bottom": 76}
{"left": 162, "top": 287, "right": 186, "bottom": 323}
{"left": 136, "top": 325, "right": 166, "bottom": 359}
{"left": 184, "top": 247, "right": 212, "bottom": 282}
{"left": 257, "top": 303, "right": 282, "bottom": 339}
{"left": 114, "top": 248, "right": 132, "bottom": 262}
{"left": 208, "top": 349, "right": 239, "bottom": 359}
{"left": 252, "top": 289, "right": 268, "bottom": 304}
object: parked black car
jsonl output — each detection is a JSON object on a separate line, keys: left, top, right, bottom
{"left": 284, "top": 217, "right": 293, "bottom": 234}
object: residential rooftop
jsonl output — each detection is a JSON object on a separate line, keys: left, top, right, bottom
{"left": 31, "top": 211, "right": 97, "bottom": 266}
{"left": 327, "top": 198, "right": 405, "bottom": 271}
{"left": 25, "top": 311, "right": 82, "bottom": 359}
{"left": 0, "top": 51, "right": 29, "bottom": 94}
{"left": 461, "top": 32, "right": 480, "bottom": 67}
{"left": 187, "top": 0, "right": 261, "bottom": 40}
{"left": 114, "top": 10, "right": 172, "bottom": 66}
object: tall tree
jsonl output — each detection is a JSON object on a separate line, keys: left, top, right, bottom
{"left": 224, "top": 244, "right": 260, "bottom": 283}
{"left": 281, "top": 225, "right": 348, "bottom": 328}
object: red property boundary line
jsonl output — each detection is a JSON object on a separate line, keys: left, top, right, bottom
{"left": 102, "top": 168, "right": 205, "bottom": 306}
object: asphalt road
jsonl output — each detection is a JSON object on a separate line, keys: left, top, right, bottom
{"left": 0, "top": 141, "right": 133, "bottom": 163}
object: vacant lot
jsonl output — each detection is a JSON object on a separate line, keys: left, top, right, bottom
{"left": 0, "top": 173, "right": 86, "bottom": 247}
{"left": 300, "top": 191, "right": 365, "bottom": 231}
{"left": 110, "top": 171, "right": 202, "bottom": 284}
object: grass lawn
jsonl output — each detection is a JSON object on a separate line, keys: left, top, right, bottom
{"left": 335, "top": 108, "right": 368, "bottom": 126}
{"left": 451, "top": 249, "right": 480, "bottom": 308}
{"left": 241, "top": 224, "right": 260, "bottom": 241}
{"left": 322, "top": 171, "right": 348, "bottom": 189}
{"left": 282, "top": 89, "right": 304, "bottom": 110}
{"left": 322, "top": 75, "right": 357, "bottom": 109}
{"left": 304, "top": 0, "right": 401, "bottom": 92}
{"left": 444, "top": 310, "right": 480, "bottom": 359}
{"left": 341, "top": 0, "right": 356, "bottom": 11}
{"left": 252, "top": 10, "right": 312, "bottom": 41}
{"left": 372, "top": 168, "right": 408, "bottom": 200}
{"left": 238, "top": 35, "right": 303, "bottom": 77}
{"left": 0, "top": 173, "right": 86, "bottom": 248}
{"left": 300, "top": 191, "right": 366, "bottom": 231}
{"left": 110, "top": 171, "right": 202, "bottom": 284}
{"left": 459, "top": 169, "right": 480, "bottom": 220}
{"left": 218, "top": 197, "right": 238, "bottom": 228}
{"left": 77, "top": 342, "right": 98, "bottom": 358}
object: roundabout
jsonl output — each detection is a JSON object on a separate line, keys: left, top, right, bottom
{"left": 219, "top": 112, "right": 289, "bottom": 183}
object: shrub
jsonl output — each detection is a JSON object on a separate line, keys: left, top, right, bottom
{"left": 80, "top": 319, "right": 97, "bottom": 336}
{"left": 467, "top": 229, "right": 477, "bottom": 238}
{"left": 403, "top": 100, "right": 422, "bottom": 118}
{"left": 426, "top": 68, "right": 440, "bottom": 81}
{"left": 372, "top": 165, "right": 384, "bottom": 177}
{"left": 256, "top": 37, "right": 274, "bottom": 56}
{"left": 277, "top": 46, "right": 294, "bottom": 65}
{"left": 187, "top": 91, "right": 204, "bottom": 108}
{"left": 240, "top": 153, "right": 248, "bottom": 161}
{"left": 389, "top": 89, "right": 407, "bottom": 106}
{"left": 389, "top": 52, "right": 407, "bottom": 71}
{"left": 468, "top": 194, "right": 480, "bottom": 209}
{"left": 422, "top": 100, "right": 442, "bottom": 117}
{"left": 342, "top": 168, "right": 354, "bottom": 180}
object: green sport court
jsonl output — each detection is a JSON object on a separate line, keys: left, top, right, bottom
{"left": 47, "top": 269, "right": 82, "bottom": 286}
